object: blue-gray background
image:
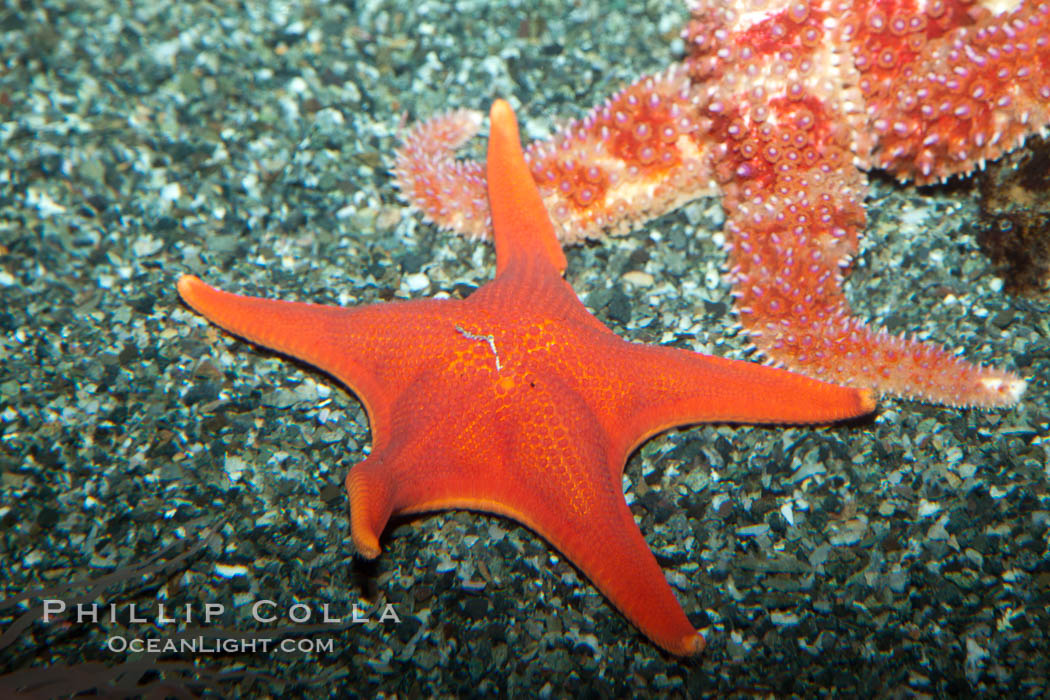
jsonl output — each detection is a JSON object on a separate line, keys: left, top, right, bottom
{"left": 1, "top": 1, "right": 1047, "bottom": 696}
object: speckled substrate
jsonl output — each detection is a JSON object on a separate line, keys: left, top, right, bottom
{"left": 1, "top": 1, "right": 1048, "bottom": 697}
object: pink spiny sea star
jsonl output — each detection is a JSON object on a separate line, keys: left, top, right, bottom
{"left": 394, "top": 0, "right": 1046, "bottom": 408}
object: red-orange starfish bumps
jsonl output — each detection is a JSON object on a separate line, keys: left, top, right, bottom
{"left": 395, "top": 0, "right": 1046, "bottom": 408}
{"left": 178, "top": 101, "right": 874, "bottom": 656}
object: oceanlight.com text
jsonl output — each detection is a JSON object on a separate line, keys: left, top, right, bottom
{"left": 106, "top": 636, "right": 336, "bottom": 654}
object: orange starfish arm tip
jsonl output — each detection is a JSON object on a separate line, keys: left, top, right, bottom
{"left": 345, "top": 463, "right": 396, "bottom": 560}
{"left": 176, "top": 273, "right": 201, "bottom": 298}
{"left": 177, "top": 274, "right": 263, "bottom": 342}
{"left": 682, "top": 633, "right": 706, "bottom": 656}
{"left": 487, "top": 99, "right": 567, "bottom": 276}
{"left": 858, "top": 388, "right": 876, "bottom": 415}
{"left": 177, "top": 274, "right": 215, "bottom": 317}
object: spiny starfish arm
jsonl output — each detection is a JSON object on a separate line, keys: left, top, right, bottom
{"left": 524, "top": 65, "right": 717, "bottom": 243}
{"left": 860, "top": 0, "right": 1050, "bottom": 183}
{"left": 487, "top": 99, "right": 567, "bottom": 276}
{"left": 176, "top": 275, "right": 466, "bottom": 439}
{"left": 346, "top": 387, "right": 705, "bottom": 656}
{"left": 682, "top": 0, "right": 1035, "bottom": 405}
{"left": 704, "top": 88, "right": 1027, "bottom": 406}
{"left": 393, "top": 67, "right": 718, "bottom": 245}
{"left": 392, "top": 108, "right": 490, "bottom": 238}
{"left": 747, "top": 311, "right": 1028, "bottom": 407}
{"left": 610, "top": 342, "right": 876, "bottom": 459}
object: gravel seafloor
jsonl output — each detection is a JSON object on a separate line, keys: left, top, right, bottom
{"left": 1, "top": 0, "right": 1048, "bottom": 697}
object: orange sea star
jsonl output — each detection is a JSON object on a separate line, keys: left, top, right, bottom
{"left": 178, "top": 100, "right": 874, "bottom": 655}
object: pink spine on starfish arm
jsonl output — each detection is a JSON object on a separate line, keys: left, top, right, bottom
{"left": 686, "top": 0, "right": 1029, "bottom": 406}
{"left": 849, "top": 0, "right": 1050, "bottom": 183}
{"left": 394, "top": 68, "right": 719, "bottom": 245}
{"left": 524, "top": 66, "right": 717, "bottom": 243}
{"left": 392, "top": 108, "right": 490, "bottom": 237}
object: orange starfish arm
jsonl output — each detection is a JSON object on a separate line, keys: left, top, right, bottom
{"left": 608, "top": 343, "right": 876, "bottom": 459}
{"left": 177, "top": 275, "right": 466, "bottom": 446}
{"left": 487, "top": 99, "right": 568, "bottom": 276}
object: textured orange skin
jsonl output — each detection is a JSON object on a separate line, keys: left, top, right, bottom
{"left": 178, "top": 100, "right": 874, "bottom": 656}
